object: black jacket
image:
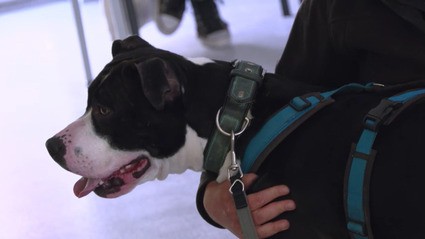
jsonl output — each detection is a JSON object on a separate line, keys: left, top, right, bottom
{"left": 197, "top": 0, "right": 425, "bottom": 228}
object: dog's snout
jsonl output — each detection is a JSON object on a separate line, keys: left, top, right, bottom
{"left": 45, "top": 136, "right": 67, "bottom": 169}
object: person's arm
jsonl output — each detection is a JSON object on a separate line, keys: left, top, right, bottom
{"left": 197, "top": 172, "right": 296, "bottom": 238}
{"left": 196, "top": 171, "right": 224, "bottom": 228}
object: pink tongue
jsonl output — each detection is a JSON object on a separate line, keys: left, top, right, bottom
{"left": 73, "top": 177, "right": 102, "bottom": 198}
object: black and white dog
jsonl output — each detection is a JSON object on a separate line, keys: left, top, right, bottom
{"left": 46, "top": 36, "right": 425, "bottom": 239}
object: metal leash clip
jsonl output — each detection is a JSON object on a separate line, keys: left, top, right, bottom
{"left": 227, "top": 131, "right": 244, "bottom": 182}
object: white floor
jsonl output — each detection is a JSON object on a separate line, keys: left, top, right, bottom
{"left": 0, "top": 1, "right": 297, "bottom": 238}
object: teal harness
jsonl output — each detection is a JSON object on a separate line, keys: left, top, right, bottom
{"left": 345, "top": 88, "right": 425, "bottom": 239}
{"left": 241, "top": 83, "right": 425, "bottom": 239}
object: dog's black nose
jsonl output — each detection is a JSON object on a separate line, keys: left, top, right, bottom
{"left": 45, "top": 136, "right": 67, "bottom": 169}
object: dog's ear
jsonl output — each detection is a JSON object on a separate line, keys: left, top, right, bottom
{"left": 135, "top": 58, "right": 181, "bottom": 110}
{"left": 112, "top": 36, "right": 153, "bottom": 57}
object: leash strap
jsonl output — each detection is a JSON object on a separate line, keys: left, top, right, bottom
{"left": 242, "top": 83, "right": 374, "bottom": 173}
{"left": 345, "top": 88, "right": 425, "bottom": 239}
{"left": 229, "top": 172, "right": 259, "bottom": 239}
{"left": 225, "top": 129, "right": 259, "bottom": 238}
{"left": 204, "top": 61, "right": 263, "bottom": 174}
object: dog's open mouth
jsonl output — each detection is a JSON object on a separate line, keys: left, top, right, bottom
{"left": 73, "top": 156, "right": 151, "bottom": 198}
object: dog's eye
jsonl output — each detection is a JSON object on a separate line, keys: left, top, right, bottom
{"left": 100, "top": 107, "right": 111, "bottom": 115}
{"left": 96, "top": 105, "right": 111, "bottom": 116}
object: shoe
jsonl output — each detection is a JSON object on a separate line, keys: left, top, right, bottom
{"left": 155, "top": 0, "right": 185, "bottom": 35}
{"left": 191, "top": 0, "right": 231, "bottom": 48}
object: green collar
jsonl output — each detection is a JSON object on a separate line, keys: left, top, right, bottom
{"left": 203, "top": 61, "right": 264, "bottom": 174}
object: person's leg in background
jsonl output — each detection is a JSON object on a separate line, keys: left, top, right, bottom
{"left": 156, "top": 0, "right": 186, "bottom": 35}
{"left": 156, "top": 0, "right": 231, "bottom": 48}
{"left": 190, "top": 0, "right": 230, "bottom": 48}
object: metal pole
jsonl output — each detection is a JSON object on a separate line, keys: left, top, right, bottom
{"left": 281, "top": 0, "right": 291, "bottom": 16}
{"left": 71, "top": 0, "right": 92, "bottom": 85}
{"left": 124, "top": 0, "right": 139, "bottom": 35}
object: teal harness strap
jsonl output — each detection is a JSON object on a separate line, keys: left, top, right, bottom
{"left": 345, "top": 88, "right": 425, "bottom": 239}
{"left": 242, "top": 83, "right": 374, "bottom": 173}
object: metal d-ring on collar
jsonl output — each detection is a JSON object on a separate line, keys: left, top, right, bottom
{"left": 215, "top": 107, "right": 251, "bottom": 137}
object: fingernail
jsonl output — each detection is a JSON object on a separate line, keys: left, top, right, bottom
{"left": 279, "top": 185, "right": 290, "bottom": 194}
{"left": 285, "top": 201, "right": 296, "bottom": 210}
{"left": 280, "top": 220, "right": 290, "bottom": 230}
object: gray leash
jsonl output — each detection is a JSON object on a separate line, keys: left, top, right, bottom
{"left": 227, "top": 131, "right": 259, "bottom": 239}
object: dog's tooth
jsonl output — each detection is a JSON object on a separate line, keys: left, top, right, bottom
{"left": 120, "top": 169, "right": 126, "bottom": 174}
{"left": 125, "top": 164, "right": 133, "bottom": 170}
{"left": 98, "top": 180, "right": 104, "bottom": 185}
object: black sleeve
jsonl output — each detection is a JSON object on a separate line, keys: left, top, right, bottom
{"left": 275, "top": 0, "right": 359, "bottom": 87}
{"left": 196, "top": 171, "right": 224, "bottom": 228}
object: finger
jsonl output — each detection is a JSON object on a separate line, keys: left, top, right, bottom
{"left": 248, "top": 185, "right": 290, "bottom": 210}
{"left": 252, "top": 199, "right": 296, "bottom": 225}
{"left": 241, "top": 173, "right": 258, "bottom": 188}
{"left": 256, "top": 219, "right": 290, "bottom": 239}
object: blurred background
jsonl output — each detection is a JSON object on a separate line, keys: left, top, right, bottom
{"left": 0, "top": 0, "right": 299, "bottom": 238}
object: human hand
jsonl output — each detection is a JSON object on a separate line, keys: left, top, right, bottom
{"left": 203, "top": 173, "right": 296, "bottom": 238}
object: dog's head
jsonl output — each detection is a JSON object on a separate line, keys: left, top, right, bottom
{"left": 46, "top": 36, "right": 213, "bottom": 198}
